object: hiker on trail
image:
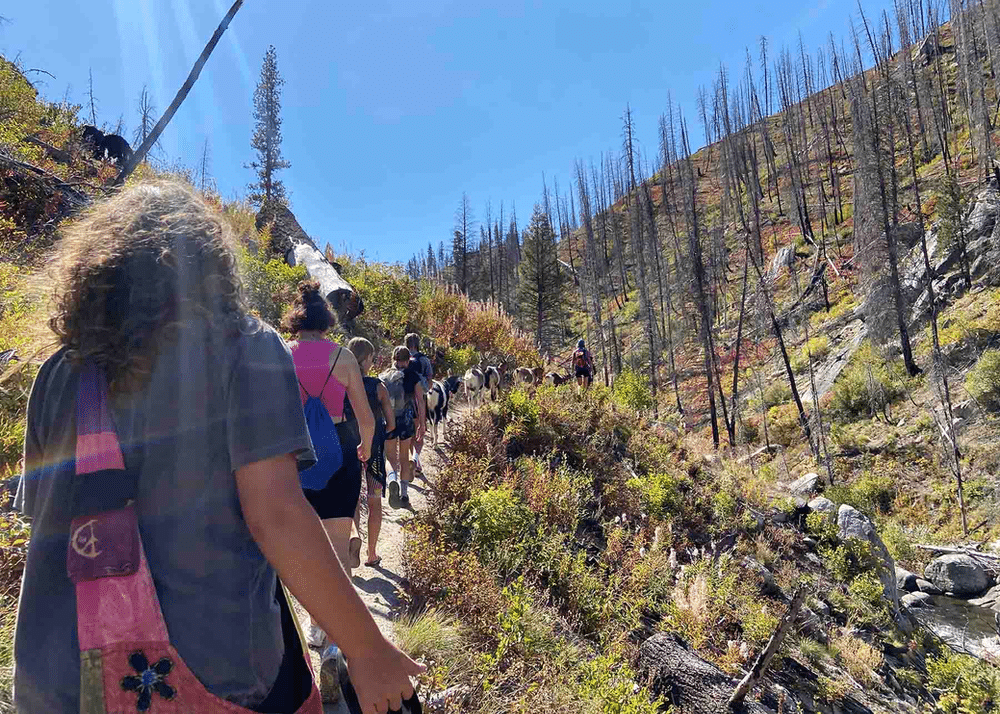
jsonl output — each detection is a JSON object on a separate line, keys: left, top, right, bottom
{"left": 13, "top": 181, "right": 422, "bottom": 714}
{"left": 345, "top": 337, "right": 395, "bottom": 568}
{"left": 573, "top": 338, "right": 595, "bottom": 392}
{"left": 381, "top": 346, "right": 426, "bottom": 508}
{"left": 284, "top": 282, "right": 380, "bottom": 698}
{"left": 404, "top": 333, "right": 433, "bottom": 477}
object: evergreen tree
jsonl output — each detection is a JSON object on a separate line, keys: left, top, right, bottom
{"left": 453, "top": 193, "right": 474, "bottom": 293}
{"left": 249, "top": 45, "right": 291, "bottom": 207}
{"left": 517, "top": 204, "right": 566, "bottom": 351}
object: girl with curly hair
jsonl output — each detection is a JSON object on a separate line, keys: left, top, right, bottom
{"left": 14, "top": 180, "right": 421, "bottom": 714}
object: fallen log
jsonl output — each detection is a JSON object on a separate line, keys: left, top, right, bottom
{"left": 637, "top": 633, "right": 776, "bottom": 714}
{"left": 729, "top": 587, "right": 805, "bottom": 709}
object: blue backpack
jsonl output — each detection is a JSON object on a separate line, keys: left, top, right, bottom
{"left": 298, "top": 348, "right": 344, "bottom": 490}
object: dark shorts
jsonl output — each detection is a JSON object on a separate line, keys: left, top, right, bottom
{"left": 385, "top": 406, "right": 415, "bottom": 441}
{"left": 575, "top": 366, "right": 592, "bottom": 381}
{"left": 366, "top": 427, "right": 386, "bottom": 498}
{"left": 303, "top": 420, "right": 362, "bottom": 520}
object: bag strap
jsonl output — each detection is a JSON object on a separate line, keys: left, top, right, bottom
{"left": 72, "top": 362, "right": 135, "bottom": 516}
{"left": 299, "top": 346, "right": 342, "bottom": 400}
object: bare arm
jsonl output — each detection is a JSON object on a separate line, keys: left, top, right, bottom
{"left": 377, "top": 382, "right": 396, "bottom": 433}
{"left": 415, "top": 383, "right": 427, "bottom": 435}
{"left": 236, "top": 453, "right": 422, "bottom": 710}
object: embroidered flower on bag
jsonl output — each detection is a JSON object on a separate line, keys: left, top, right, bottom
{"left": 121, "top": 651, "right": 176, "bottom": 711}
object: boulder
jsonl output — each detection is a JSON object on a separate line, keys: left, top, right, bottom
{"left": 896, "top": 566, "right": 918, "bottom": 592}
{"left": 787, "top": 472, "right": 820, "bottom": 497}
{"left": 969, "top": 584, "right": 1000, "bottom": 609}
{"left": 924, "top": 554, "right": 991, "bottom": 597}
{"left": 966, "top": 187, "right": 1000, "bottom": 238}
{"left": 902, "top": 591, "right": 932, "bottom": 609}
{"left": 838, "top": 505, "right": 905, "bottom": 626}
{"left": 807, "top": 496, "right": 837, "bottom": 521}
{"left": 914, "top": 578, "right": 944, "bottom": 596}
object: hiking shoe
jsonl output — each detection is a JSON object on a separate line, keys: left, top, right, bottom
{"left": 319, "top": 645, "right": 345, "bottom": 704}
{"left": 307, "top": 624, "right": 326, "bottom": 649}
{"left": 388, "top": 473, "right": 401, "bottom": 508}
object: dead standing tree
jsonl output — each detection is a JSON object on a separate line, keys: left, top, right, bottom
{"left": 114, "top": 0, "right": 244, "bottom": 185}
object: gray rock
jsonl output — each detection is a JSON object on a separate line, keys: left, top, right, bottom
{"left": 967, "top": 187, "right": 1000, "bottom": 238}
{"left": 837, "top": 505, "right": 905, "bottom": 626}
{"left": 810, "top": 598, "right": 831, "bottom": 617}
{"left": 924, "top": 554, "right": 991, "bottom": 597}
{"left": 969, "top": 584, "right": 1000, "bottom": 609}
{"left": 787, "top": 472, "right": 820, "bottom": 497}
{"left": 896, "top": 566, "right": 918, "bottom": 592}
{"left": 902, "top": 591, "right": 933, "bottom": 609}
{"left": 796, "top": 606, "right": 827, "bottom": 642}
{"left": 742, "top": 557, "right": 782, "bottom": 596}
{"left": 807, "top": 496, "right": 836, "bottom": 521}
{"left": 915, "top": 578, "right": 944, "bottom": 596}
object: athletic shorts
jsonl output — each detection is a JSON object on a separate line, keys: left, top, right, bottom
{"left": 303, "top": 420, "right": 362, "bottom": 519}
{"left": 575, "top": 366, "right": 592, "bottom": 381}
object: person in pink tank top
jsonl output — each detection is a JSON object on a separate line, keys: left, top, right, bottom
{"left": 283, "top": 282, "right": 376, "bottom": 703}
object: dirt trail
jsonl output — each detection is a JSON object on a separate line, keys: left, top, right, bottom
{"left": 291, "top": 407, "right": 467, "bottom": 713}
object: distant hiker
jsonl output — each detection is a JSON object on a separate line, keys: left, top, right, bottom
{"left": 573, "top": 338, "right": 594, "bottom": 392}
{"left": 344, "top": 337, "right": 395, "bottom": 568}
{"left": 285, "top": 281, "right": 378, "bottom": 700}
{"left": 405, "top": 333, "right": 433, "bottom": 476}
{"left": 13, "top": 180, "right": 421, "bottom": 714}
{"left": 381, "top": 346, "right": 427, "bottom": 508}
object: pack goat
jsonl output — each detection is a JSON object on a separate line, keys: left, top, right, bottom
{"left": 425, "top": 375, "right": 462, "bottom": 444}
{"left": 544, "top": 372, "right": 570, "bottom": 387}
{"left": 513, "top": 367, "right": 535, "bottom": 388}
{"left": 463, "top": 367, "right": 486, "bottom": 407}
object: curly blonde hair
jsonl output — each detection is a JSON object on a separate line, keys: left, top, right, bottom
{"left": 49, "top": 180, "right": 247, "bottom": 393}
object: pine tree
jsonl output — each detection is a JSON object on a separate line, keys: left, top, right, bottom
{"left": 249, "top": 45, "right": 291, "bottom": 207}
{"left": 453, "top": 193, "right": 474, "bottom": 293}
{"left": 517, "top": 204, "right": 566, "bottom": 351}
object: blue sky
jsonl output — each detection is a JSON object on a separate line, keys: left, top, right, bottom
{"left": 7, "top": 0, "right": 895, "bottom": 263}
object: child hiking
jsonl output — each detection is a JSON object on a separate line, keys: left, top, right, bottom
{"left": 404, "top": 333, "right": 433, "bottom": 477}
{"left": 345, "top": 337, "right": 395, "bottom": 568}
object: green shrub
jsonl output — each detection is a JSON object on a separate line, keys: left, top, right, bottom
{"left": 612, "top": 369, "right": 653, "bottom": 414}
{"left": 497, "top": 388, "right": 540, "bottom": 440}
{"left": 237, "top": 243, "right": 306, "bottom": 327}
{"left": 847, "top": 571, "right": 891, "bottom": 629}
{"left": 825, "top": 465, "right": 897, "bottom": 516}
{"left": 759, "top": 381, "right": 792, "bottom": 410}
{"left": 791, "top": 335, "right": 832, "bottom": 373}
{"left": 468, "top": 486, "right": 533, "bottom": 572}
{"left": 578, "top": 652, "right": 663, "bottom": 714}
{"left": 767, "top": 403, "right": 803, "bottom": 447}
{"left": 927, "top": 649, "right": 1000, "bottom": 713}
{"left": 831, "top": 342, "right": 906, "bottom": 418}
{"left": 629, "top": 471, "right": 686, "bottom": 520}
{"left": 966, "top": 349, "right": 1000, "bottom": 410}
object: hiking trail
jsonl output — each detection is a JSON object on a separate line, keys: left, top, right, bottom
{"left": 292, "top": 405, "right": 469, "bottom": 713}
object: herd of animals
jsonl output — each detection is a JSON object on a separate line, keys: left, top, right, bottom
{"left": 422, "top": 361, "right": 572, "bottom": 445}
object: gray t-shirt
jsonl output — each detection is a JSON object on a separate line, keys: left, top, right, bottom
{"left": 13, "top": 319, "right": 315, "bottom": 713}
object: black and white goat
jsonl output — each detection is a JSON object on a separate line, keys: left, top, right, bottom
{"left": 425, "top": 376, "right": 462, "bottom": 444}
{"left": 513, "top": 367, "right": 535, "bottom": 388}
{"left": 544, "top": 372, "right": 570, "bottom": 386}
{"left": 484, "top": 364, "right": 507, "bottom": 401}
{"left": 463, "top": 367, "right": 486, "bottom": 407}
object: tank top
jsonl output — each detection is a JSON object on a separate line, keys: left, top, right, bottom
{"left": 343, "top": 376, "right": 385, "bottom": 436}
{"left": 290, "top": 340, "right": 347, "bottom": 419}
